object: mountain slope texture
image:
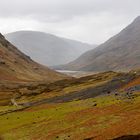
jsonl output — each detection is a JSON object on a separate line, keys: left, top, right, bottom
{"left": 57, "top": 16, "right": 140, "bottom": 72}
{"left": 0, "top": 33, "right": 67, "bottom": 82}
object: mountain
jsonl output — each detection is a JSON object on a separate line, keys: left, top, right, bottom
{"left": 5, "top": 31, "right": 96, "bottom": 66}
{"left": 0, "top": 33, "right": 67, "bottom": 82}
{"left": 56, "top": 16, "right": 140, "bottom": 72}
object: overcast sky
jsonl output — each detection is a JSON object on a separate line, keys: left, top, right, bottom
{"left": 0, "top": 0, "right": 140, "bottom": 44}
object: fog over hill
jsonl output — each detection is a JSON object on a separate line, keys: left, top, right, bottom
{"left": 5, "top": 31, "right": 96, "bottom": 66}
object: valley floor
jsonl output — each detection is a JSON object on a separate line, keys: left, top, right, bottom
{"left": 0, "top": 71, "right": 140, "bottom": 140}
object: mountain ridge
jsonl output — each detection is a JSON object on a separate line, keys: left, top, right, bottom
{"left": 0, "top": 33, "right": 68, "bottom": 82}
{"left": 56, "top": 16, "right": 140, "bottom": 72}
{"left": 5, "top": 31, "right": 97, "bottom": 66}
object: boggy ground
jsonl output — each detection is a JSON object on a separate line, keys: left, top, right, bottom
{"left": 0, "top": 71, "right": 140, "bottom": 140}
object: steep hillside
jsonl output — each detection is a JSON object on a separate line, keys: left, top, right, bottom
{"left": 5, "top": 31, "right": 96, "bottom": 66}
{"left": 57, "top": 16, "right": 140, "bottom": 72}
{"left": 0, "top": 33, "right": 67, "bottom": 82}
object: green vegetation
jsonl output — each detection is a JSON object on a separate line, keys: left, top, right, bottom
{"left": 0, "top": 71, "right": 140, "bottom": 140}
{"left": 0, "top": 91, "right": 140, "bottom": 140}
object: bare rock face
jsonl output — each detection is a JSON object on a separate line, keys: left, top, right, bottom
{"left": 0, "top": 33, "right": 68, "bottom": 82}
{"left": 58, "top": 16, "right": 140, "bottom": 72}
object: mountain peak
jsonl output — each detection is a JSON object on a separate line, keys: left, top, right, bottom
{"left": 58, "top": 16, "right": 140, "bottom": 72}
{"left": 5, "top": 31, "right": 95, "bottom": 66}
{"left": 133, "top": 16, "right": 140, "bottom": 23}
{"left": 0, "top": 33, "right": 5, "bottom": 39}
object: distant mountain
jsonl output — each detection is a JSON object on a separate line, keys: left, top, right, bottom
{"left": 56, "top": 16, "right": 140, "bottom": 72}
{"left": 0, "top": 33, "right": 67, "bottom": 82}
{"left": 5, "top": 31, "right": 96, "bottom": 66}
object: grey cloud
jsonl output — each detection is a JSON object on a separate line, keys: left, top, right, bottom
{"left": 0, "top": 0, "right": 140, "bottom": 22}
{"left": 0, "top": 0, "right": 140, "bottom": 44}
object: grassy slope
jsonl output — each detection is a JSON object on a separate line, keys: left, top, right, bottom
{"left": 0, "top": 71, "right": 140, "bottom": 140}
{"left": 0, "top": 33, "right": 70, "bottom": 106}
{"left": 13, "top": 71, "right": 135, "bottom": 105}
{"left": 0, "top": 71, "right": 118, "bottom": 106}
{"left": 0, "top": 92, "right": 140, "bottom": 140}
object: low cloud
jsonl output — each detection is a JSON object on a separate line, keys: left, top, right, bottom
{"left": 0, "top": 0, "right": 140, "bottom": 43}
